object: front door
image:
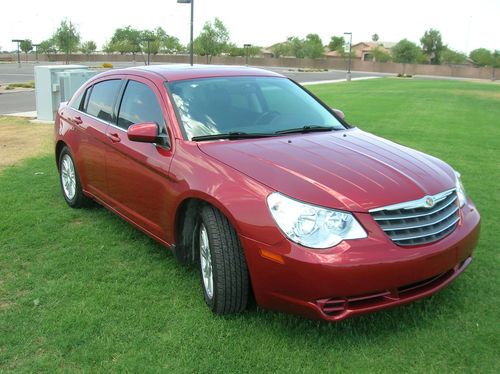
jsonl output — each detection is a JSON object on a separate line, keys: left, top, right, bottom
{"left": 104, "top": 78, "right": 175, "bottom": 242}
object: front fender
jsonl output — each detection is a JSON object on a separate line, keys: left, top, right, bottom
{"left": 169, "top": 141, "right": 283, "bottom": 246}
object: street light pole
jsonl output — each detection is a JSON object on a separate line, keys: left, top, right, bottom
{"left": 132, "top": 42, "right": 140, "bottom": 65}
{"left": 12, "top": 39, "right": 23, "bottom": 68}
{"left": 148, "top": 40, "right": 150, "bottom": 65}
{"left": 190, "top": 0, "right": 194, "bottom": 65}
{"left": 143, "top": 38, "right": 155, "bottom": 66}
{"left": 178, "top": 0, "right": 194, "bottom": 66}
{"left": 343, "top": 32, "right": 352, "bottom": 82}
{"left": 33, "top": 43, "right": 40, "bottom": 63}
{"left": 244, "top": 44, "right": 251, "bottom": 66}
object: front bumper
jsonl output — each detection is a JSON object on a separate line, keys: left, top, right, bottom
{"left": 240, "top": 200, "right": 480, "bottom": 321}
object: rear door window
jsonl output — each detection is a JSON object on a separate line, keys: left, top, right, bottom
{"left": 85, "top": 80, "right": 122, "bottom": 122}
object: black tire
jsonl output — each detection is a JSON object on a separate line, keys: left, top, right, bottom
{"left": 197, "top": 205, "right": 249, "bottom": 315}
{"left": 58, "top": 146, "right": 92, "bottom": 208}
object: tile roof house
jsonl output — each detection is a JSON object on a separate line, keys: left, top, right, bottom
{"left": 326, "top": 42, "right": 395, "bottom": 61}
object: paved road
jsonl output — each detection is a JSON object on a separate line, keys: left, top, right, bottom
{"left": 0, "top": 63, "right": 38, "bottom": 85}
{"left": 0, "top": 62, "right": 386, "bottom": 115}
{"left": 0, "top": 91, "right": 35, "bottom": 115}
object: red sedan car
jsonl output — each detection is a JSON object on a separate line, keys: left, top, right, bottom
{"left": 54, "top": 65, "right": 480, "bottom": 321}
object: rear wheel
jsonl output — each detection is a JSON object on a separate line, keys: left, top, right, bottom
{"left": 58, "top": 146, "right": 92, "bottom": 208}
{"left": 198, "top": 205, "right": 249, "bottom": 314}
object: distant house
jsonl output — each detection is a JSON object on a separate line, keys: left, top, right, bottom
{"left": 260, "top": 47, "right": 274, "bottom": 58}
{"left": 463, "top": 58, "right": 479, "bottom": 67}
{"left": 326, "top": 41, "right": 395, "bottom": 61}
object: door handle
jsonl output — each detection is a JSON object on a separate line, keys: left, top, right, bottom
{"left": 73, "top": 116, "right": 83, "bottom": 125}
{"left": 107, "top": 132, "right": 121, "bottom": 143}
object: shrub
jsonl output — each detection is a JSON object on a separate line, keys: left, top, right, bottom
{"left": 5, "top": 81, "right": 35, "bottom": 89}
{"left": 373, "top": 47, "right": 392, "bottom": 63}
{"left": 297, "top": 68, "right": 328, "bottom": 72}
{"left": 102, "top": 63, "right": 113, "bottom": 68}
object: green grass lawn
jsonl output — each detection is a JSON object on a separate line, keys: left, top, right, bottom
{"left": 1, "top": 78, "right": 499, "bottom": 372}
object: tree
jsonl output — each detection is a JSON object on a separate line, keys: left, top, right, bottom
{"left": 441, "top": 48, "right": 466, "bottom": 65}
{"left": 469, "top": 48, "right": 493, "bottom": 66}
{"left": 226, "top": 43, "right": 260, "bottom": 57}
{"left": 493, "top": 50, "right": 500, "bottom": 81}
{"left": 53, "top": 20, "right": 80, "bottom": 64}
{"left": 328, "top": 36, "right": 345, "bottom": 52}
{"left": 372, "top": 33, "right": 379, "bottom": 42}
{"left": 80, "top": 40, "right": 97, "bottom": 57}
{"left": 392, "top": 39, "right": 421, "bottom": 74}
{"left": 162, "top": 35, "right": 185, "bottom": 54}
{"left": 249, "top": 46, "right": 262, "bottom": 57}
{"left": 494, "top": 50, "right": 500, "bottom": 68}
{"left": 193, "top": 18, "right": 230, "bottom": 63}
{"left": 420, "top": 28, "right": 444, "bottom": 64}
{"left": 226, "top": 43, "right": 242, "bottom": 56}
{"left": 271, "top": 41, "right": 291, "bottom": 58}
{"left": 372, "top": 46, "right": 391, "bottom": 62}
{"left": 38, "top": 38, "right": 57, "bottom": 58}
{"left": 302, "top": 34, "right": 324, "bottom": 59}
{"left": 288, "top": 36, "right": 304, "bottom": 58}
{"left": 416, "top": 49, "right": 428, "bottom": 64}
{"left": 109, "top": 26, "right": 142, "bottom": 55}
{"left": 20, "top": 39, "right": 33, "bottom": 61}
{"left": 392, "top": 39, "right": 420, "bottom": 63}
{"left": 141, "top": 30, "right": 161, "bottom": 56}
{"left": 469, "top": 48, "right": 498, "bottom": 80}
{"left": 272, "top": 35, "right": 324, "bottom": 59}
{"left": 102, "top": 42, "right": 114, "bottom": 54}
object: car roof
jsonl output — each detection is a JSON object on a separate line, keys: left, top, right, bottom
{"left": 108, "top": 64, "right": 285, "bottom": 82}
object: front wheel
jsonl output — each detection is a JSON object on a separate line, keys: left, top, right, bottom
{"left": 198, "top": 205, "right": 250, "bottom": 315}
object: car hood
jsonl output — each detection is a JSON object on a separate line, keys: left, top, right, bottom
{"left": 197, "top": 128, "right": 456, "bottom": 212}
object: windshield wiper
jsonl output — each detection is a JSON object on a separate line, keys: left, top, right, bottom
{"left": 275, "top": 125, "right": 335, "bottom": 135}
{"left": 191, "top": 132, "right": 277, "bottom": 141}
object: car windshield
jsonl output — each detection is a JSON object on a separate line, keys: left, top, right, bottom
{"left": 166, "top": 76, "right": 345, "bottom": 140}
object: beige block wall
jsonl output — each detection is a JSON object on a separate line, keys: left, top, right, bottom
{"left": 4, "top": 53, "right": 496, "bottom": 80}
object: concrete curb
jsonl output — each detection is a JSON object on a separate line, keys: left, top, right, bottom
{"left": 302, "top": 76, "right": 382, "bottom": 85}
{"left": 4, "top": 111, "right": 37, "bottom": 118}
{"left": 0, "top": 88, "right": 35, "bottom": 95}
{"left": 3, "top": 111, "right": 52, "bottom": 124}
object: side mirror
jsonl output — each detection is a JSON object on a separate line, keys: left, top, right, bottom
{"left": 127, "top": 123, "right": 169, "bottom": 147}
{"left": 332, "top": 108, "right": 345, "bottom": 120}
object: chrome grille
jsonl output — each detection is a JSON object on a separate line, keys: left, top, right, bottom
{"left": 369, "top": 189, "right": 460, "bottom": 246}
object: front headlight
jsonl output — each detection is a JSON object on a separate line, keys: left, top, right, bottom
{"left": 454, "top": 171, "right": 467, "bottom": 208}
{"left": 266, "top": 192, "right": 367, "bottom": 249}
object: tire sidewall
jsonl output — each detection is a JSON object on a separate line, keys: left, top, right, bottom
{"left": 58, "top": 147, "right": 82, "bottom": 207}
{"left": 196, "top": 218, "right": 217, "bottom": 309}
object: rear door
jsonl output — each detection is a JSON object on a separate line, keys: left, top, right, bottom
{"left": 104, "top": 77, "right": 176, "bottom": 241}
{"left": 70, "top": 79, "right": 122, "bottom": 199}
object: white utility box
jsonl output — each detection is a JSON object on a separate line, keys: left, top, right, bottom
{"left": 35, "top": 65, "right": 97, "bottom": 121}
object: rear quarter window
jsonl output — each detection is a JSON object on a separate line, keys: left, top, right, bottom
{"left": 69, "top": 90, "right": 85, "bottom": 111}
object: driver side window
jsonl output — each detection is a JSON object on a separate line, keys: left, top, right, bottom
{"left": 117, "top": 80, "right": 166, "bottom": 132}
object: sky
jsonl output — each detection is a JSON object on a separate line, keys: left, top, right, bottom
{"left": 0, "top": 0, "right": 498, "bottom": 54}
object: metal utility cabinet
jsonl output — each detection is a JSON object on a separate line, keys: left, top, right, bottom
{"left": 35, "top": 65, "right": 97, "bottom": 121}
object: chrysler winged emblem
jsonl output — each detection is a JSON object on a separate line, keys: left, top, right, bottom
{"left": 425, "top": 196, "right": 435, "bottom": 208}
